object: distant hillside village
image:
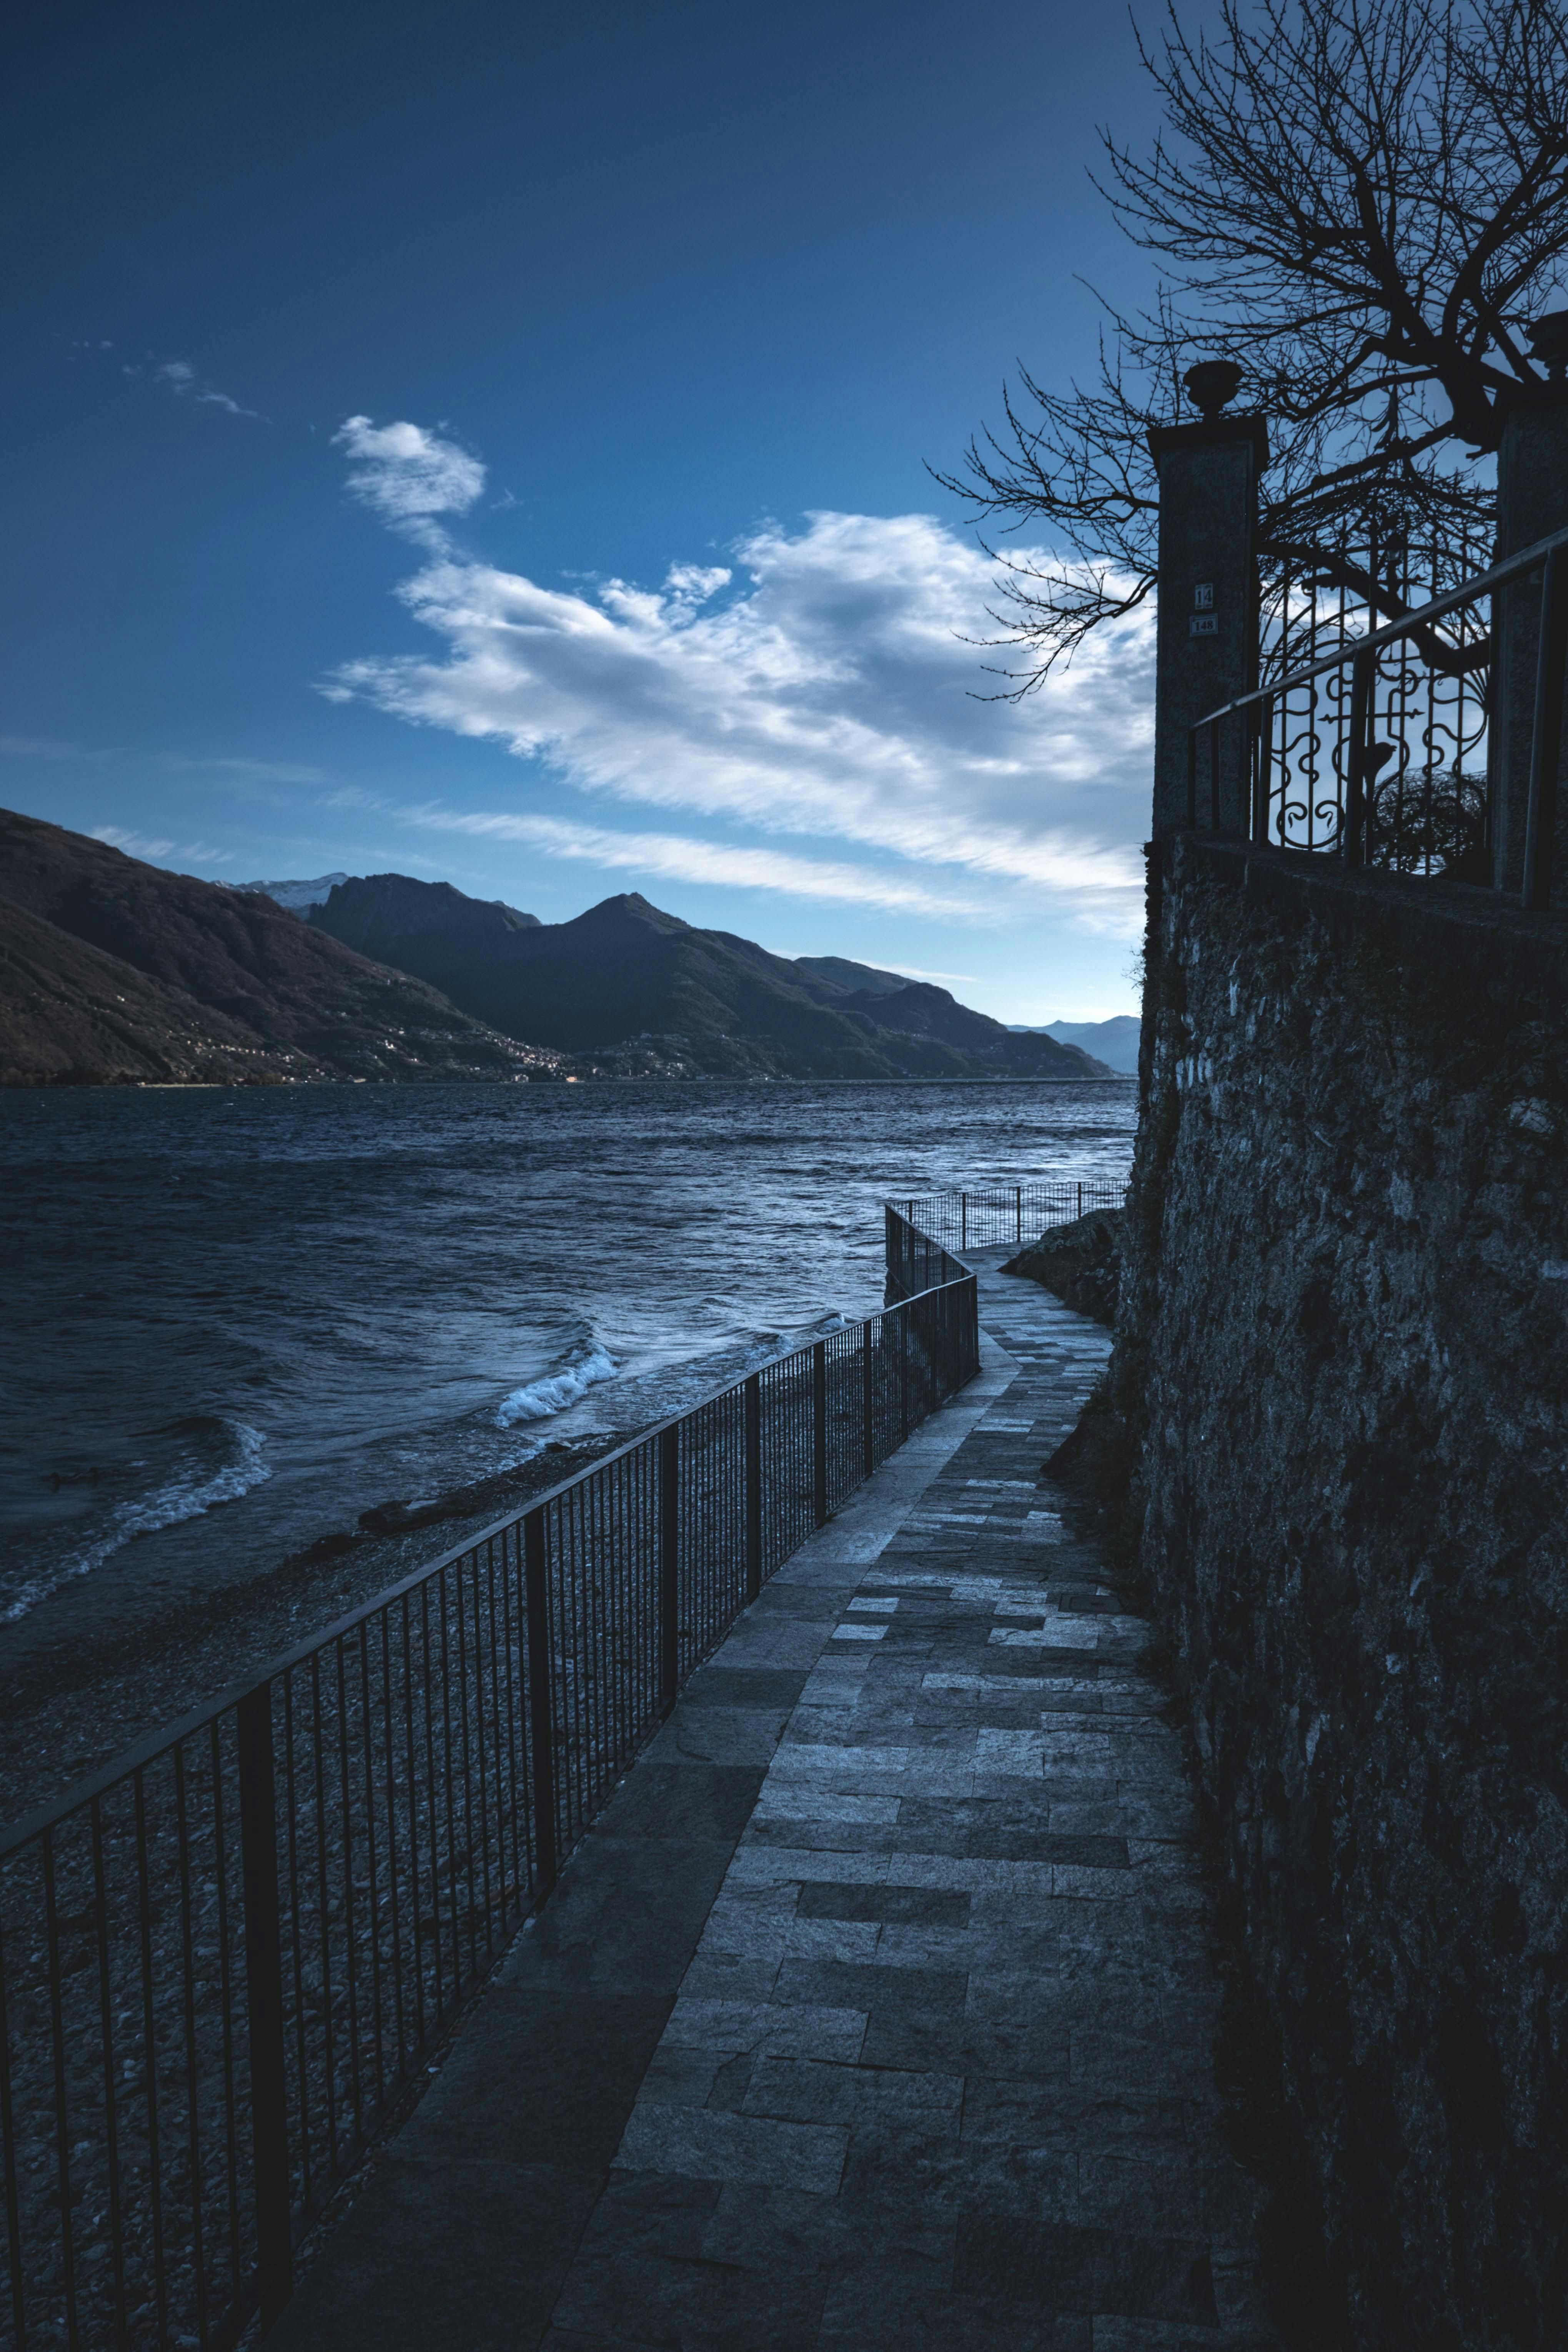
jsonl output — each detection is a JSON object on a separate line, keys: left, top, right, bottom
{"left": 0, "top": 807, "right": 1130, "bottom": 1087}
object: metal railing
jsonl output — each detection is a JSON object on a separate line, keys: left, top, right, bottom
{"left": 895, "top": 1180, "right": 1128, "bottom": 1258}
{"left": 0, "top": 1202, "right": 977, "bottom": 2352}
{"left": 1257, "top": 523, "right": 1490, "bottom": 870}
{"left": 1189, "top": 521, "right": 1568, "bottom": 909}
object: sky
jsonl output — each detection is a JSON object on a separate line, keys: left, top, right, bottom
{"left": 1, "top": 0, "right": 1177, "bottom": 1020}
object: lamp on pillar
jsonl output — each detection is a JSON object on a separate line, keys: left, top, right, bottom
{"left": 1147, "top": 365, "right": 1268, "bottom": 839}
{"left": 1491, "top": 309, "right": 1568, "bottom": 892}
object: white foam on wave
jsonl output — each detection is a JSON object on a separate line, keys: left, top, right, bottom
{"left": 2, "top": 1422, "right": 273, "bottom": 1625}
{"left": 496, "top": 1346, "right": 618, "bottom": 1428}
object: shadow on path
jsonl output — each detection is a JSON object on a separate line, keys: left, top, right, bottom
{"left": 270, "top": 1260, "right": 1277, "bottom": 2352}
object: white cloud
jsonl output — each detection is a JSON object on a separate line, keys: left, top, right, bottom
{"left": 404, "top": 808, "right": 988, "bottom": 915}
{"left": 317, "top": 784, "right": 389, "bottom": 812}
{"left": 333, "top": 416, "right": 485, "bottom": 546}
{"left": 93, "top": 825, "right": 175, "bottom": 858}
{"left": 153, "top": 357, "right": 261, "bottom": 420}
{"left": 164, "top": 756, "right": 331, "bottom": 783}
{"left": 0, "top": 735, "right": 87, "bottom": 759}
{"left": 875, "top": 963, "right": 981, "bottom": 985}
{"left": 324, "top": 429, "right": 1152, "bottom": 929}
{"left": 92, "top": 826, "right": 232, "bottom": 865}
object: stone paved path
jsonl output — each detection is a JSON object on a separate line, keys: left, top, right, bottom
{"left": 541, "top": 1266, "right": 1276, "bottom": 2352}
{"left": 273, "top": 1262, "right": 1277, "bottom": 2352}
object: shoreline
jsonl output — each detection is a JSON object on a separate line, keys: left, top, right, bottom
{"left": 0, "top": 1429, "right": 633, "bottom": 1834}
{"left": 2, "top": 1071, "right": 1139, "bottom": 1092}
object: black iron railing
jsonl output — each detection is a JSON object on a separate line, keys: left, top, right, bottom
{"left": 0, "top": 1202, "right": 978, "bottom": 2352}
{"left": 1256, "top": 522, "right": 1490, "bottom": 870}
{"left": 895, "top": 1180, "right": 1128, "bottom": 1259}
{"left": 1189, "top": 520, "right": 1568, "bottom": 908}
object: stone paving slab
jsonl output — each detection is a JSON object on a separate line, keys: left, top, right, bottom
{"left": 536, "top": 1265, "right": 1278, "bottom": 2352}
{"left": 267, "top": 1310, "right": 1017, "bottom": 2352}
{"left": 273, "top": 1261, "right": 1278, "bottom": 2351}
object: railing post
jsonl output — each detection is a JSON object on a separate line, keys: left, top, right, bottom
{"left": 236, "top": 1683, "right": 293, "bottom": 2334}
{"left": 899, "top": 1305, "right": 910, "bottom": 1443}
{"left": 1077, "top": 1182, "right": 1083, "bottom": 1219}
{"left": 1493, "top": 373, "right": 1568, "bottom": 891}
{"left": 659, "top": 1423, "right": 680, "bottom": 1712}
{"left": 522, "top": 1510, "right": 558, "bottom": 1897}
{"left": 861, "top": 1322, "right": 875, "bottom": 1479}
{"left": 1344, "top": 648, "right": 1372, "bottom": 867}
{"left": 960, "top": 1192, "right": 967, "bottom": 1253}
{"left": 812, "top": 1341, "right": 829, "bottom": 1526}
{"left": 969, "top": 1275, "right": 980, "bottom": 1378}
{"left": 744, "top": 1375, "right": 763, "bottom": 1600}
{"left": 1524, "top": 541, "right": 1568, "bottom": 911}
{"left": 1015, "top": 1184, "right": 1022, "bottom": 1243}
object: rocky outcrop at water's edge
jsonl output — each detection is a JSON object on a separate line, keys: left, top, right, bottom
{"left": 1003, "top": 1207, "right": 1125, "bottom": 1324}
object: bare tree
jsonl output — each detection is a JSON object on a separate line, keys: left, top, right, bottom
{"left": 938, "top": 0, "right": 1568, "bottom": 692}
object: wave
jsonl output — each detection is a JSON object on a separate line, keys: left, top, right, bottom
{"left": 496, "top": 1342, "right": 619, "bottom": 1428}
{"left": 2, "top": 1418, "right": 272, "bottom": 1625}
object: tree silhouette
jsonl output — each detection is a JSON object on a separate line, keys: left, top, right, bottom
{"left": 938, "top": 0, "right": 1568, "bottom": 692}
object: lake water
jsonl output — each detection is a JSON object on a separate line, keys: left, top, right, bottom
{"left": 0, "top": 1080, "right": 1136, "bottom": 1644}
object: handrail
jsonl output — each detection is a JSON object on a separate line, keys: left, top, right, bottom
{"left": 1193, "top": 518, "right": 1568, "bottom": 734}
{"left": 898, "top": 1178, "right": 1127, "bottom": 1255}
{"left": 1186, "top": 519, "right": 1568, "bottom": 909}
{"left": 0, "top": 1195, "right": 983, "bottom": 2350}
{"left": 0, "top": 1258, "right": 970, "bottom": 1871}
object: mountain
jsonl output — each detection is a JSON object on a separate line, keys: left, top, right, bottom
{"left": 0, "top": 811, "right": 574, "bottom": 1085}
{"left": 0, "top": 816, "right": 1115, "bottom": 1086}
{"left": 310, "top": 874, "right": 1110, "bottom": 1080}
{"left": 793, "top": 954, "right": 910, "bottom": 999}
{"left": 235, "top": 873, "right": 353, "bottom": 914}
{"left": 1010, "top": 1015, "right": 1142, "bottom": 1075}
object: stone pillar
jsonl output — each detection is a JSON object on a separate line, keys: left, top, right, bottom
{"left": 1490, "top": 371, "right": 1568, "bottom": 894}
{"left": 1147, "top": 393, "right": 1268, "bottom": 841}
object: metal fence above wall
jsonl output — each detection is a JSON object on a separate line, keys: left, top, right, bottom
{"left": 1188, "top": 520, "right": 1568, "bottom": 909}
{"left": 895, "top": 1180, "right": 1128, "bottom": 1259}
{"left": 0, "top": 1200, "right": 980, "bottom": 2352}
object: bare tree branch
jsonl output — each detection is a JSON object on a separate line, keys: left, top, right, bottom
{"left": 939, "top": 0, "right": 1568, "bottom": 694}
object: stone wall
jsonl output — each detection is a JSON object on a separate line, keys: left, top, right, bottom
{"left": 1118, "top": 837, "right": 1568, "bottom": 2350}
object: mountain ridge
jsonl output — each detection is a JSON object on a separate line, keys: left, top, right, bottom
{"left": 0, "top": 811, "right": 573, "bottom": 1085}
{"left": 1010, "top": 1015, "right": 1142, "bottom": 1075}
{"left": 309, "top": 873, "right": 1112, "bottom": 1080}
{"left": 0, "top": 814, "right": 1116, "bottom": 1085}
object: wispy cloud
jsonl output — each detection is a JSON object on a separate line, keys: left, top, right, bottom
{"left": 0, "top": 734, "right": 89, "bottom": 759}
{"left": 323, "top": 440, "right": 1151, "bottom": 930}
{"left": 332, "top": 416, "right": 485, "bottom": 548}
{"left": 74, "top": 341, "right": 263, "bottom": 419}
{"left": 93, "top": 825, "right": 175, "bottom": 858}
{"left": 163, "top": 756, "right": 331, "bottom": 784}
{"left": 316, "top": 784, "right": 389, "bottom": 812}
{"left": 92, "top": 825, "right": 233, "bottom": 865}
{"left": 404, "top": 808, "right": 989, "bottom": 915}
{"left": 150, "top": 358, "right": 263, "bottom": 420}
{"left": 874, "top": 963, "right": 982, "bottom": 986}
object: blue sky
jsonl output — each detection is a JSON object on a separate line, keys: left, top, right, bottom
{"left": 2, "top": 0, "right": 1171, "bottom": 1019}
